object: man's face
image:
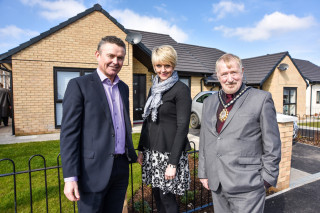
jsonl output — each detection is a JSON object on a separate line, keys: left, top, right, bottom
{"left": 217, "top": 60, "right": 243, "bottom": 94}
{"left": 95, "top": 43, "right": 126, "bottom": 81}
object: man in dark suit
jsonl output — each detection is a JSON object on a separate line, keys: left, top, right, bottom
{"left": 198, "top": 53, "right": 281, "bottom": 213}
{"left": 60, "top": 36, "right": 137, "bottom": 212}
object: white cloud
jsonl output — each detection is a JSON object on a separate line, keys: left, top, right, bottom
{"left": 0, "top": 25, "right": 39, "bottom": 53}
{"left": 0, "top": 25, "right": 39, "bottom": 39}
{"left": 154, "top": 3, "right": 168, "bottom": 14}
{"left": 213, "top": 1, "right": 245, "bottom": 19}
{"left": 214, "top": 12, "right": 316, "bottom": 41}
{"left": 21, "top": 0, "right": 86, "bottom": 20}
{"left": 110, "top": 9, "right": 188, "bottom": 42}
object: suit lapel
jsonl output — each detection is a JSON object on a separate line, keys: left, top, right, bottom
{"left": 209, "top": 95, "right": 219, "bottom": 136}
{"left": 219, "top": 88, "right": 251, "bottom": 133}
{"left": 118, "top": 81, "right": 131, "bottom": 136}
{"left": 91, "top": 71, "right": 114, "bottom": 125}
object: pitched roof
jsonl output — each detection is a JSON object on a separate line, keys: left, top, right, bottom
{"left": 129, "top": 30, "right": 211, "bottom": 74}
{"left": 0, "top": 4, "right": 127, "bottom": 61}
{"left": 0, "top": 3, "right": 211, "bottom": 75}
{"left": 242, "top": 52, "right": 289, "bottom": 85}
{"left": 205, "top": 52, "right": 308, "bottom": 86}
{"left": 178, "top": 43, "right": 225, "bottom": 72}
{"left": 293, "top": 59, "right": 320, "bottom": 83}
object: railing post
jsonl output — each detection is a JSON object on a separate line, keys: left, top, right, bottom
{"left": 28, "top": 154, "right": 49, "bottom": 213}
{"left": 0, "top": 158, "right": 17, "bottom": 212}
{"left": 57, "top": 154, "right": 62, "bottom": 213}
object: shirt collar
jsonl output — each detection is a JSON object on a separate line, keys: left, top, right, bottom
{"left": 97, "top": 68, "right": 120, "bottom": 85}
{"left": 221, "top": 83, "right": 245, "bottom": 99}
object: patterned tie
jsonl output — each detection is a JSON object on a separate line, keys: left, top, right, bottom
{"left": 226, "top": 94, "right": 233, "bottom": 103}
{"left": 217, "top": 94, "right": 234, "bottom": 133}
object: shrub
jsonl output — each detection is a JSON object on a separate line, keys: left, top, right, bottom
{"left": 180, "top": 190, "right": 199, "bottom": 204}
{"left": 133, "top": 200, "right": 151, "bottom": 213}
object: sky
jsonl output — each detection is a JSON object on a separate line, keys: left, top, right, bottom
{"left": 1, "top": 0, "right": 320, "bottom": 66}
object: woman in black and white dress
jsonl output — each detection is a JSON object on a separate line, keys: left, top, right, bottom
{"left": 137, "top": 45, "right": 191, "bottom": 213}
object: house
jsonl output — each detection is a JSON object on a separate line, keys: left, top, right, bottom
{"left": 0, "top": 64, "right": 11, "bottom": 89}
{"left": 0, "top": 4, "right": 223, "bottom": 135}
{"left": 293, "top": 59, "right": 320, "bottom": 115}
{"left": 0, "top": 4, "right": 308, "bottom": 135}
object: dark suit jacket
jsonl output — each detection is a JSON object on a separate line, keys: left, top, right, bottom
{"left": 198, "top": 88, "right": 281, "bottom": 193}
{"left": 60, "top": 70, "right": 137, "bottom": 193}
{"left": 0, "top": 88, "right": 11, "bottom": 117}
{"left": 138, "top": 81, "right": 192, "bottom": 165}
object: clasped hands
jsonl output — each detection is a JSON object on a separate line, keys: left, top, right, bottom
{"left": 137, "top": 152, "right": 176, "bottom": 180}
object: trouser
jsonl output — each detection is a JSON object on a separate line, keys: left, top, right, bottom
{"left": 1, "top": 117, "right": 8, "bottom": 126}
{"left": 77, "top": 154, "right": 129, "bottom": 213}
{"left": 211, "top": 184, "right": 266, "bottom": 213}
{"left": 153, "top": 187, "right": 179, "bottom": 213}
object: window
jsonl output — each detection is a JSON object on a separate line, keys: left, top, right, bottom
{"left": 283, "top": 87, "right": 297, "bottom": 116}
{"left": 54, "top": 67, "right": 95, "bottom": 128}
{"left": 317, "top": 91, "right": 320, "bottom": 104}
{"left": 196, "top": 93, "right": 213, "bottom": 103}
{"left": 180, "top": 77, "right": 190, "bottom": 87}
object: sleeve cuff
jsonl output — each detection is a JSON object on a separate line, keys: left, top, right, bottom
{"left": 64, "top": 176, "right": 78, "bottom": 182}
{"left": 264, "top": 180, "right": 272, "bottom": 189}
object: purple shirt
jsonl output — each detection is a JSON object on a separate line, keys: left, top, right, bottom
{"left": 64, "top": 69, "right": 126, "bottom": 182}
{"left": 97, "top": 69, "right": 126, "bottom": 154}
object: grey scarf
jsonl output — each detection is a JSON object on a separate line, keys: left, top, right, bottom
{"left": 142, "top": 71, "right": 179, "bottom": 122}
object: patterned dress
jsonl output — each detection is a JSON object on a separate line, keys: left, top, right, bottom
{"left": 142, "top": 149, "right": 190, "bottom": 195}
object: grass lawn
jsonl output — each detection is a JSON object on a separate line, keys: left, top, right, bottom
{"left": 0, "top": 133, "right": 141, "bottom": 212}
{"left": 298, "top": 122, "right": 320, "bottom": 127}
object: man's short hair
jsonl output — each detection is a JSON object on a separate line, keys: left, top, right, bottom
{"left": 97, "top": 36, "right": 126, "bottom": 53}
{"left": 0, "top": 83, "right": 3, "bottom": 88}
{"left": 215, "top": 53, "right": 243, "bottom": 73}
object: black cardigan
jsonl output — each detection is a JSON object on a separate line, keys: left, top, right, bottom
{"left": 138, "top": 81, "right": 192, "bottom": 165}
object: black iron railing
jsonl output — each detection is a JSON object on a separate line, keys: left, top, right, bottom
{"left": 297, "top": 114, "right": 320, "bottom": 145}
{"left": 0, "top": 141, "right": 212, "bottom": 212}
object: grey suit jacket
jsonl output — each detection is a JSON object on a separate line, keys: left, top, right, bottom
{"left": 60, "top": 71, "right": 137, "bottom": 192}
{"left": 198, "top": 88, "right": 281, "bottom": 193}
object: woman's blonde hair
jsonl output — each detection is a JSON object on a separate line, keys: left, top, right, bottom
{"left": 151, "top": 45, "right": 177, "bottom": 69}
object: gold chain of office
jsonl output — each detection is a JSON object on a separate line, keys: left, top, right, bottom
{"left": 218, "top": 86, "right": 251, "bottom": 122}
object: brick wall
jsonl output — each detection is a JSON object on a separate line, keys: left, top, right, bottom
{"left": 11, "top": 11, "right": 133, "bottom": 135}
{"left": 133, "top": 58, "right": 152, "bottom": 96}
{"left": 263, "top": 56, "right": 306, "bottom": 116}
{"left": 190, "top": 76, "right": 218, "bottom": 99}
{"left": 275, "top": 120, "right": 294, "bottom": 190}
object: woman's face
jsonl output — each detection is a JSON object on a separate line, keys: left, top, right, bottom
{"left": 154, "top": 63, "right": 174, "bottom": 81}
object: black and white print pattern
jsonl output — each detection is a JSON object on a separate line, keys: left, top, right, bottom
{"left": 142, "top": 149, "right": 190, "bottom": 195}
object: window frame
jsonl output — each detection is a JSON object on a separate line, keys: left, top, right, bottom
{"left": 283, "top": 87, "right": 297, "bottom": 116}
{"left": 316, "top": 91, "right": 320, "bottom": 104}
{"left": 179, "top": 76, "right": 191, "bottom": 88}
{"left": 54, "top": 67, "right": 95, "bottom": 128}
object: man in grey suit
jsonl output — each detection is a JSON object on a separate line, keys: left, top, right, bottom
{"left": 198, "top": 53, "right": 281, "bottom": 213}
{"left": 60, "top": 36, "right": 137, "bottom": 212}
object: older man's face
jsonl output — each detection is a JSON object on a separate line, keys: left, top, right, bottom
{"left": 217, "top": 60, "right": 243, "bottom": 94}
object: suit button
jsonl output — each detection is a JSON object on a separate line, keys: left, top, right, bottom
{"left": 112, "top": 134, "right": 115, "bottom": 137}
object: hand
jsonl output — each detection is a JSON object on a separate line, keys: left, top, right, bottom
{"left": 64, "top": 181, "right": 80, "bottom": 201}
{"left": 264, "top": 180, "right": 272, "bottom": 190}
{"left": 200, "top": 178, "right": 210, "bottom": 190}
{"left": 165, "top": 165, "right": 176, "bottom": 180}
{"left": 137, "top": 152, "right": 143, "bottom": 165}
